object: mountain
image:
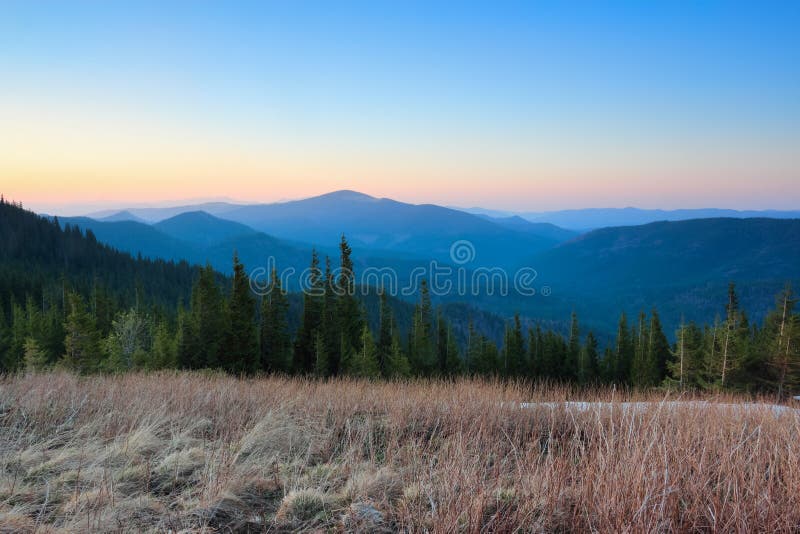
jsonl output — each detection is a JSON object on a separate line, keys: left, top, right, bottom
{"left": 57, "top": 217, "right": 197, "bottom": 263}
{"left": 477, "top": 214, "right": 577, "bottom": 242}
{"left": 154, "top": 211, "right": 257, "bottom": 246}
{"left": 217, "top": 190, "right": 561, "bottom": 266}
{"left": 87, "top": 202, "right": 246, "bottom": 223}
{"left": 0, "top": 200, "right": 202, "bottom": 310}
{"left": 58, "top": 215, "right": 312, "bottom": 281}
{"left": 520, "top": 207, "right": 800, "bottom": 231}
{"left": 99, "top": 210, "right": 148, "bottom": 224}
{"left": 513, "top": 217, "right": 800, "bottom": 336}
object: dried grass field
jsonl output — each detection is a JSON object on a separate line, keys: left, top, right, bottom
{"left": 0, "top": 372, "right": 798, "bottom": 532}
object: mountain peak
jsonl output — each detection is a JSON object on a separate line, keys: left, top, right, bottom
{"left": 313, "top": 190, "right": 376, "bottom": 202}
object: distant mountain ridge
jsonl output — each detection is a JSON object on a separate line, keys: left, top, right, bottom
{"left": 79, "top": 190, "right": 574, "bottom": 267}
{"left": 519, "top": 207, "right": 800, "bottom": 231}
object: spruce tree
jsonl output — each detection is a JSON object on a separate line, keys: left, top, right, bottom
{"left": 62, "top": 292, "right": 101, "bottom": 373}
{"left": 565, "top": 312, "right": 580, "bottom": 381}
{"left": 410, "top": 279, "right": 436, "bottom": 375}
{"left": 226, "top": 254, "right": 259, "bottom": 374}
{"left": 444, "top": 325, "right": 463, "bottom": 376}
{"left": 24, "top": 337, "right": 48, "bottom": 371}
{"left": 611, "top": 313, "right": 633, "bottom": 384}
{"left": 182, "top": 264, "right": 227, "bottom": 369}
{"left": 294, "top": 250, "right": 323, "bottom": 373}
{"left": 503, "top": 313, "right": 525, "bottom": 377}
{"left": 646, "top": 310, "right": 671, "bottom": 385}
{"left": 764, "top": 286, "right": 800, "bottom": 399}
{"left": 578, "top": 332, "right": 599, "bottom": 385}
{"left": 345, "top": 325, "right": 381, "bottom": 378}
{"left": 386, "top": 336, "right": 411, "bottom": 378}
{"left": 336, "top": 235, "right": 363, "bottom": 374}
{"left": 377, "top": 290, "right": 393, "bottom": 376}
{"left": 630, "top": 311, "right": 650, "bottom": 386}
{"left": 260, "top": 267, "right": 291, "bottom": 373}
{"left": 319, "top": 256, "right": 339, "bottom": 377}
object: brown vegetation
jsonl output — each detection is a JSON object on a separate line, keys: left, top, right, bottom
{"left": 0, "top": 371, "right": 798, "bottom": 532}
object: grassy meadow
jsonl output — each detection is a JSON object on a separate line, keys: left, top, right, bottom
{"left": 0, "top": 372, "right": 798, "bottom": 532}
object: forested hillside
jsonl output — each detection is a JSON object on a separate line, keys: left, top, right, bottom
{"left": 2, "top": 198, "right": 799, "bottom": 397}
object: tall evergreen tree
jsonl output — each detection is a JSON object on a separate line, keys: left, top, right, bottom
{"left": 336, "top": 235, "right": 363, "bottom": 374}
{"left": 503, "top": 313, "right": 526, "bottom": 377}
{"left": 646, "top": 310, "right": 671, "bottom": 385}
{"left": 565, "top": 312, "right": 580, "bottom": 381}
{"left": 377, "top": 290, "right": 393, "bottom": 377}
{"left": 180, "top": 264, "right": 227, "bottom": 369}
{"left": 578, "top": 332, "right": 599, "bottom": 385}
{"left": 261, "top": 267, "right": 291, "bottom": 373}
{"left": 319, "top": 256, "right": 339, "bottom": 377}
{"left": 225, "top": 254, "right": 259, "bottom": 374}
{"left": 763, "top": 286, "right": 800, "bottom": 399}
{"left": 294, "top": 250, "right": 323, "bottom": 373}
{"left": 409, "top": 279, "right": 436, "bottom": 375}
{"left": 62, "top": 292, "right": 101, "bottom": 373}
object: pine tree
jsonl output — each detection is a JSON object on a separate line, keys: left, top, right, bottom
{"left": 630, "top": 310, "right": 649, "bottom": 386}
{"left": 528, "top": 325, "right": 543, "bottom": 378}
{"left": 149, "top": 320, "right": 178, "bottom": 370}
{"left": 62, "top": 292, "right": 101, "bottom": 373}
{"left": 386, "top": 336, "right": 411, "bottom": 378}
{"left": 444, "top": 325, "right": 463, "bottom": 376}
{"left": 294, "top": 250, "right": 323, "bottom": 373}
{"left": 716, "top": 283, "right": 747, "bottom": 388}
{"left": 24, "top": 337, "right": 49, "bottom": 371}
{"left": 503, "top": 313, "right": 525, "bottom": 377}
{"left": 465, "top": 320, "right": 480, "bottom": 374}
{"left": 225, "top": 254, "right": 259, "bottom": 374}
{"left": 764, "top": 285, "right": 800, "bottom": 399}
{"left": 646, "top": 310, "right": 671, "bottom": 385}
{"left": 320, "top": 256, "right": 339, "bottom": 377}
{"left": 260, "top": 267, "right": 291, "bottom": 373}
{"left": 565, "top": 312, "right": 580, "bottom": 381}
{"left": 578, "top": 332, "right": 599, "bottom": 385}
{"left": 181, "top": 264, "right": 227, "bottom": 369}
{"left": 377, "top": 290, "right": 393, "bottom": 377}
{"left": 611, "top": 313, "right": 633, "bottom": 384}
{"left": 313, "top": 332, "right": 330, "bottom": 377}
{"left": 336, "top": 235, "right": 363, "bottom": 374}
{"left": 410, "top": 279, "right": 436, "bottom": 375}
{"left": 345, "top": 325, "right": 381, "bottom": 378}
{"left": 666, "top": 321, "right": 704, "bottom": 390}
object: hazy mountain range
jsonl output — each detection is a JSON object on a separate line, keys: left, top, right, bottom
{"left": 53, "top": 190, "right": 799, "bottom": 338}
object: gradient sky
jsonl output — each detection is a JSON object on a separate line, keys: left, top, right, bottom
{"left": 1, "top": 1, "right": 798, "bottom": 214}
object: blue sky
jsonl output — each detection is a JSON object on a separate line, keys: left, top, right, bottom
{"left": 1, "top": 1, "right": 798, "bottom": 211}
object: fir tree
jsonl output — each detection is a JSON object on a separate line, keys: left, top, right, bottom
{"left": 336, "top": 235, "right": 363, "bottom": 374}
{"left": 260, "top": 267, "right": 291, "bottom": 373}
{"left": 578, "top": 332, "right": 599, "bottom": 385}
{"left": 565, "top": 312, "right": 580, "bottom": 381}
{"left": 410, "top": 279, "right": 436, "bottom": 374}
{"left": 294, "top": 250, "right": 323, "bottom": 373}
{"left": 764, "top": 285, "right": 800, "bottom": 399}
{"left": 62, "top": 292, "right": 101, "bottom": 373}
{"left": 646, "top": 310, "right": 671, "bottom": 385}
{"left": 24, "top": 337, "right": 49, "bottom": 371}
{"left": 503, "top": 313, "right": 526, "bottom": 377}
{"left": 225, "top": 254, "right": 259, "bottom": 374}
{"left": 181, "top": 264, "right": 227, "bottom": 369}
{"left": 345, "top": 325, "right": 381, "bottom": 378}
{"left": 377, "top": 290, "right": 393, "bottom": 377}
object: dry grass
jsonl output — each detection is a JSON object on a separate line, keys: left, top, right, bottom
{"left": 0, "top": 372, "right": 798, "bottom": 532}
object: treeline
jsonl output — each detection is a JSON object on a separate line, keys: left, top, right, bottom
{"left": 1, "top": 198, "right": 799, "bottom": 397}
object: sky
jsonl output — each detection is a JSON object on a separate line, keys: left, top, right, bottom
{"left": 1, "top": 1, "right": 798, "bottom": 214}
